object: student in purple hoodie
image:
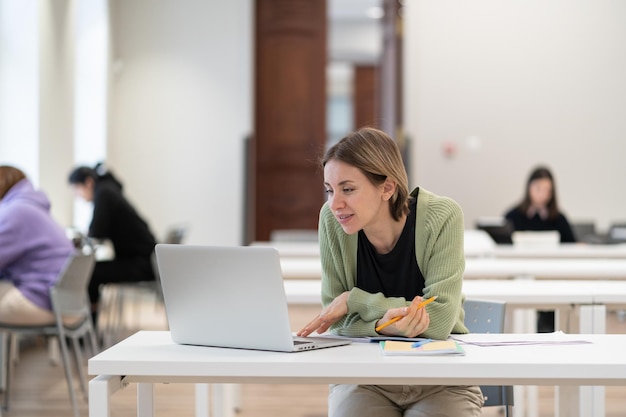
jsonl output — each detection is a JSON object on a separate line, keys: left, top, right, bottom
{"left": 0, "top": 165, "right": 75, "bottom": 325}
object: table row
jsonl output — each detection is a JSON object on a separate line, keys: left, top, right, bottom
{"left": 279, "top": 256, "right": 626, "bottom": 280}
{"left": 252, "top": 237, "right": 626, "bottom": 259}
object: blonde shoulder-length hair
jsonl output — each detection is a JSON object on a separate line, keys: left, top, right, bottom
{"left": 322, "top": 127, "right": 411, "bottom": 221}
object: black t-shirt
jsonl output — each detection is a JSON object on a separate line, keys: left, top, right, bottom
{"left": 504, "top": 207, "right": 576, "bottom": 243}
{"left": 356, "top": 196, "right": 425, "bottom": 299}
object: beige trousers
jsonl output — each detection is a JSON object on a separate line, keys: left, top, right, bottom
{"left": 329, "top": 384, "right": 484, "bottom": 417}
{"left": 0, "top": 281, "right": 55, "bottom": 325}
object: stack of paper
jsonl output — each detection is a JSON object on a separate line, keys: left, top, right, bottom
{"left": 380, "top": 340, "right": 465, "bottom": 356}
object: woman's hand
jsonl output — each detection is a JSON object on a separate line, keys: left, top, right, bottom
{"left": 297, "top": 291, "right": 350, "bottom": 337}
{"left": 375, "top": 296, "right": 430, "bottom": 338}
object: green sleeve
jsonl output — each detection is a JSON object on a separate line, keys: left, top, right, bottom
{"left": 416, "top": 192, "right": 468, "bottom": 340}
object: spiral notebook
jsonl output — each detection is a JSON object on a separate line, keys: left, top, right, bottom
{"left": 380, "top": 340, "right": 465, "bottom": 356}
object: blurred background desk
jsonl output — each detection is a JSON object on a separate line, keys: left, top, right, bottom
{"left": 279, "top": 256, "right": 626, "bottom": 281}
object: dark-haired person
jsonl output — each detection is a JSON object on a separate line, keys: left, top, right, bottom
{"left": 504, "top": 165, "right": 576, "bottom": 243}
{"left": 0, "top": 165, "right": 75, "bottom": 325}
{"left": 297, "top": 128, "right": 483, "bottom": 417}
{"left": 68, "top": 163, "right": 156, "bottom": 322}
{"left": 504, "top": 165, "right": 576, "bottom": 332}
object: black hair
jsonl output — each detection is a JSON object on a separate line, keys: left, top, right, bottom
{"left": 519, "top": 165, "right": 560, "bottom": 220}
{"left": 68, "top": 166, "right": 97, "bottom": 185}
{"left": 68, "top": 162, "right": 122, "bottom": 189}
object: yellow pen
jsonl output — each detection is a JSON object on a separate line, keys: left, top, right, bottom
{"left": 375, "top": 295, "right": 438, "bottom": 332}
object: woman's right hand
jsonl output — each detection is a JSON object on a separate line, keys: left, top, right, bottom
{"left": 296, "top": 291, "right": 350, "bottom": 337}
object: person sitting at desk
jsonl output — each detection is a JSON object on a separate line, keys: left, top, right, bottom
{"left": 68, "top": 163, "right": 156, "bottom": 322}
{"left": 0, "top": 165, "right": 75, "bottom": 325}
{"left": 504, "top": 165, "right": 576, "bottom": 243}
{"left": 504, "top": 165, "right": 576, "bottom": 333}
{"left": 298, "top": 128, "right": 484, "bottom": 417}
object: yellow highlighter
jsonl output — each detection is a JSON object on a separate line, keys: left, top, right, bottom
{"left": 375, "top": 295, "right": 438, "bottom": 332}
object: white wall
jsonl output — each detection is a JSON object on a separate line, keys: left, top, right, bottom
{"left": 0, "top": 0, "right": 74, "bottom": 227}
{"left": 107, "top": 0, "right": 252, "bottom": 245}
{"left": 39, "top": 0, "right": 75, "bottom": 227}
{"left": 0, "top": 1, "right": 39, "bottom": 181}
{"left": 405, "top": 1, "right": 626, "bottom": 233}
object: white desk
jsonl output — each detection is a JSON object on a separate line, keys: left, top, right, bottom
{"left": 89, "top": 331, "right": 626, "bottom": 417}
{"left": 250, "top": 241, "right": 320, "bottom": 257}
{"left": 464, "top": 258, "right": 626, "bottom": 280}
{"left": 279, "top": 256, "right": 626, "bottom": 281}
{"left": 490, "top": 243, "right": 626, "bottom": 259}
{"left": 254, "top": 240, "right": 626, "bottom": 260}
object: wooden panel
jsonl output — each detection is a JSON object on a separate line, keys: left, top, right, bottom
{"left": 354, "top": 65, "right": 379, "bottom": 129}
{"left": 379, "top": 0, "right": 403, "bottom": 140}
{"left": 253, "top": 0, "right": 327, "bottom": 241}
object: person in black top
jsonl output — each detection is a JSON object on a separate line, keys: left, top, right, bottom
{"left": 504, "top": 165, "right": 576, "bottom": 243}
{"left": 68, "top": 163, "right": 156, "bottom": 316}
{"left": 504, "top": 165, "right": 576, "bottom": 332}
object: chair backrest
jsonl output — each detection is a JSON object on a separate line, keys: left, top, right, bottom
{"left": 50, "top": 252, "right": 96, "bottom": 317}
{"left": 608, "top": 223, "right": 626, "bottom": 243}
{"left": 475, "top": 217, "right": 513, "bottom": 244}
{"left": 463, "top": 299, "right": 513, "bottom": 412}
{"left": 164, "top": 225, "right": 188, "bottom": 244}
{"left": 571, "top": 221, "right": 596, "bottom": 242}
{"left": 464, "top": 299, "right": 506, "bottom": 333}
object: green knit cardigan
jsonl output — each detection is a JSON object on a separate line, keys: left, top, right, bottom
{"left": 318, "top": 187, "right": 468, "bottom": 340}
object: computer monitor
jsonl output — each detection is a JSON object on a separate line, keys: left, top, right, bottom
{"left": 475, "top": 217, "right": 513, "bottom": 244}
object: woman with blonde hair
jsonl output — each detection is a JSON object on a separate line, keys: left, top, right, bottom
{"left": 298, "top": 128, "right": 483, "bottom": 416}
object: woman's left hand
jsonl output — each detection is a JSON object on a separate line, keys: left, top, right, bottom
{"left": 296, "top": 291, "right": 350, "bottom": 337}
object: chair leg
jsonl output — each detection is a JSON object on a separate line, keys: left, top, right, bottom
{"left": 57, "top": 335, "right": 81, "bottom": 417}
{"left": 70, "top": 336, "right": 89, "bottom": 401}
{"left": 88, "top": 325, "right": 100, "bottom": 357}
{"left": 2, "top": 333, "right": 14, "bottom": 411}
{"left": 48, "top": 337, "right": 60, "bottom": 366}
{"left": 0, "top": 332, "right": 8, "bottom": 393}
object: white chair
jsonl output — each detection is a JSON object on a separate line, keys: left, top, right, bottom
{"left": 463, "top": 298, "right": 514, "bottom": 416}
{"left": 0, "top": 252, "right": 98, "bottom": 417}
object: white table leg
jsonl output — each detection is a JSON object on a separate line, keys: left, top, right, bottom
{"left": 556, "top": 304, "right": 606, "bottom": 417}
{"left": 89, "top": 375, "right": 122, "bottom": 417}
{"left": 137, "top": 383, "right": 155, "bottom": 417}
{"left": 210, "top": 384, "right": 237, "bottom": 417}
{"left": 194, "top": 384, "right": 239, "bottom": 417}
{"left": 579, "top": 304, "right": 606, "bottom": 334}
{"left": 581, "top": 304, "right": 606, "bottom": 417}
{"left": 195, "top": 383, "right": 210, "bottom": 417}
{"left": 511, "top": 305, "right": 538, "bottom": 417}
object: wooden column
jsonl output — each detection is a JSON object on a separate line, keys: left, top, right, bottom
{"left": 354, "top": 65, "right": 380, "bottom": 129}
{"left": 379, "top": 0, "right": 403, "bottom": 141}
{"left": 253, "top": 0, "right": 327, "bottom": 242}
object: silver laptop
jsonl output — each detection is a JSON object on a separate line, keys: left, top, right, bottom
{"left": 155, "top": 244, "right": 351, "bottom": 352}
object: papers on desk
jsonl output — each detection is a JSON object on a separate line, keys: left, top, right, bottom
{"left": 450, "top": 331, "right": 593, "bottom": 347}
{"left": 380, "top": 340, "right": 465, "bottom": 356}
